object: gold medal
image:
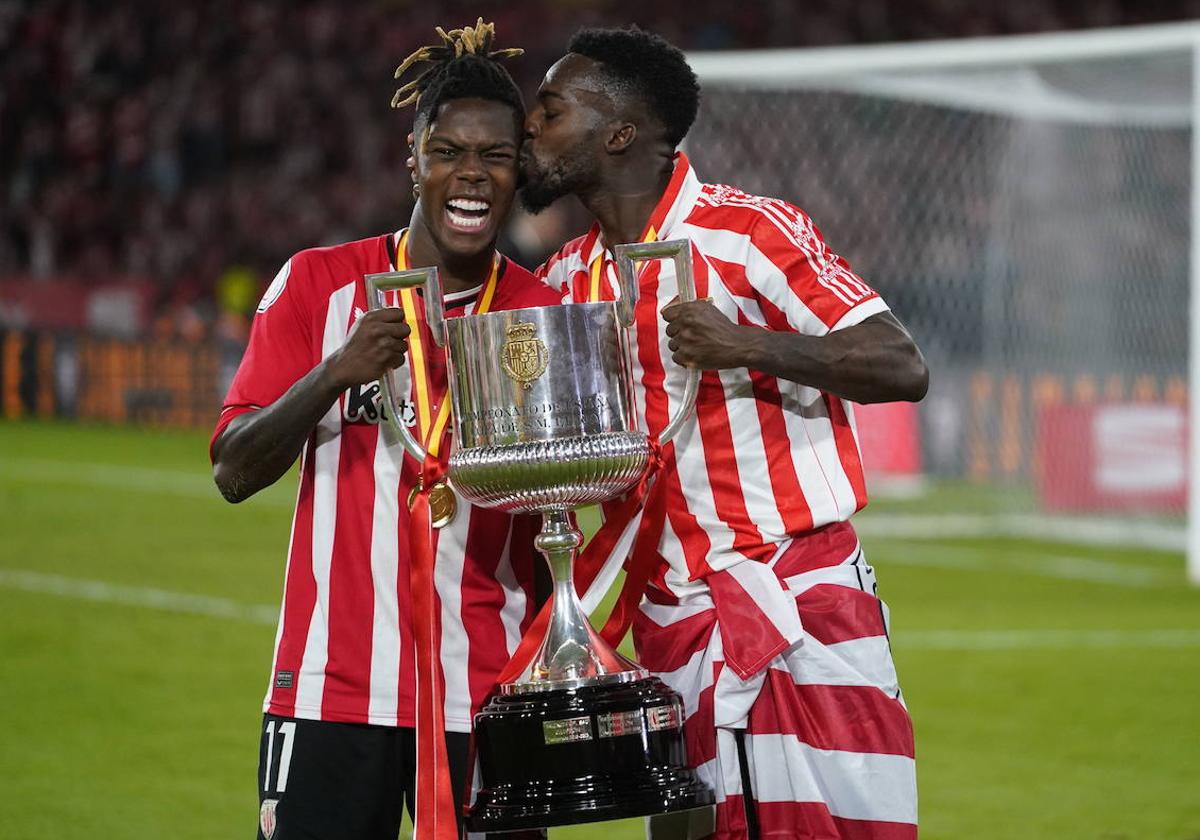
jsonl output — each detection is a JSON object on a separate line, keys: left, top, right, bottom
{"left": 427, "top": 481, "right": 457, "bottom": 528}
{"left": 408, "top": 480, "right": 457, "bottom": 529}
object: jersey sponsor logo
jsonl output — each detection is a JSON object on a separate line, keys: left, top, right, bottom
{"left": 343, "top": 381, "right": 417, "bottom": 427}
{"left": 259, "top": 798, "right": 279, "bottom": 839}
{"left": 274, "top": 670, "right": 294, "bottom": 689}
{"left": 257, "top": 261, "right": 292, "bottom": 313}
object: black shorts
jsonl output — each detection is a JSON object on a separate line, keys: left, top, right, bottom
{"left": 256, "top": 714, "right": 487, "bottom": 840}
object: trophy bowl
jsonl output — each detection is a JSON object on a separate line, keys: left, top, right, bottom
{"left": 366, "top": 240, "right": 714, "bottom": 831}
{"left": 443, "top": 300, "right": 653, "bottom": 513}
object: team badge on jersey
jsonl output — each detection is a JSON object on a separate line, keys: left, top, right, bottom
{"left": 257, "top": 261, "right": 292, "bottom": 313}
{"left": 259, "top": 798, "right": 279, "bottom": 839}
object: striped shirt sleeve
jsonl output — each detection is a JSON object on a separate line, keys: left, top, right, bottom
{"left": 744, "top": 202, "right": 888, "bottom": 335}
{"left": 210, "top": 255, "right": 315, "bottom": 456}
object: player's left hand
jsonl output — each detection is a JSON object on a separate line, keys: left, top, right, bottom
{"left": 662, "top": 298, "right": 749, "bottom": 370}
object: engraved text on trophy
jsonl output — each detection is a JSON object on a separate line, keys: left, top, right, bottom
{"left": 459, "top": 393, "right": 614, "bottom": 438}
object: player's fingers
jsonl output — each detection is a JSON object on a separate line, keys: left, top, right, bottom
{"left": 664, "top": 322, "right": 680, "bottom": 337}
{"left": 362, "top": 326, "right": 404, "bottom": 348}
{"left": 668, "top": 338, "right": 680, "bottom": 352}
{"left": 356, "top": 322, "right": 409, "bottom": 349}
{"left": 383, "top": 322, "right": 412, "bottom": 340}
{"left": 369, "top": 307, "right": 409, "bottom": 322}
{"left": 377, "top": 344, "right": 407, "bottom": 368}
{"left": 369, "top": 317, "right": 411, "bottom": 339}
{"left": 381, "top": 333, "right": 410, "bottom": 353}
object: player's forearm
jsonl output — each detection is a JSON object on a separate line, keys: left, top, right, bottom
{"left": 212, "top": 361, "right": 345, "bottom": 503}
{"left": 742, "top": 315, "right": 929, "bottom": 404}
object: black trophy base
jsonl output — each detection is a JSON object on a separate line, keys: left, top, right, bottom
{"left": 467, "top": 677, "right": 714, "bottom": 832}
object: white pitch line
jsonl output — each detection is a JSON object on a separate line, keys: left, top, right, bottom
{"left": 1, "top": 457, "right": 292, "bottom": 507}
{"left": 856, "top": 512, "right": 1186, "bottom": 553}
{"left": 0, "top": 569, "right": 278, "bottom": 625}
{"left": 877, "top": 541, "right": 1179, "bottom": 587}
{"left": 2, "top": 570, "right": 1198, "bottom": 651}
{"left": 4, "top": 459, "right": 1185, "bottom": 551}
{"left": 900, "top": 629, "right": 1200, "bottom": 650}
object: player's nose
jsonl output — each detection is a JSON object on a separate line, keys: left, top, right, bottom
{"left": 453, "top": 150, "right": 487, "bottom": 182}
{"left": 524, "top": 111, "right": 541, "bottom": 139}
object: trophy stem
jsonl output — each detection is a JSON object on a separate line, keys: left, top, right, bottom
{"left": 502, "top": 510, "right": 646, "bottom": 692}
{"left": 536, "top": 510, "right": 582, "bottom": 586}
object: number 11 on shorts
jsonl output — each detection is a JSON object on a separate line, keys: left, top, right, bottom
{"left": 263, "top": 719, "right": 296, "bottom": 793}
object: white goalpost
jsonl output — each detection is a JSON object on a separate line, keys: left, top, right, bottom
{"left": 686, "top": 22, "right": 1200, "bottom": 583}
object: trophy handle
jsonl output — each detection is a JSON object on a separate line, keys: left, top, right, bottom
{"left": 612, "top": 239, "right": 700, "bottom": 446}
{"left": 363, "top": 268, "right": 443, "bottom": 462}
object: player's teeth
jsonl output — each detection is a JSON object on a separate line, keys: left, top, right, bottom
{"left": 448, "top": 199, "right": 490, "bottom": 212}
{"left": 446, "top": 209, "right": 486, "bottom": 228}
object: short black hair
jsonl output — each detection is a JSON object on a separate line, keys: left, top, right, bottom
{"left": 413, "top": 54, "right": 525, "bottom": 131}
{"left": 567, "top": 26, "right": 700, "bottom": 148}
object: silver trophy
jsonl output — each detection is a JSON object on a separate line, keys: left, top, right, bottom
{"left": 365, "top": 240, "right": 713, "bottom": 830}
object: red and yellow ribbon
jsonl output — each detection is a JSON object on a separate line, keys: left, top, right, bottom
{"left": 397, "top": 229, "right": 500, "bottom": 457}
{"left": 395, "top": 229, "right": 499, "bottom": 840}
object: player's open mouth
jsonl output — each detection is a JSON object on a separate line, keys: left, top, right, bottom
{"left": 444, "top": 198, "right": 491, "bottom": 232}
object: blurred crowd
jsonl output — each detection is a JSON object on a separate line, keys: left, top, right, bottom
{"left": 0, "top": 0, "right": 1196, "bottom": 342}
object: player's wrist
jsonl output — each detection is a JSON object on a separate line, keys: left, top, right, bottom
{"left": 739, "top": 326, "right": 772, "bottom": 371}
{"left": 318, "top": 352, "right": 353, "bottom": 395}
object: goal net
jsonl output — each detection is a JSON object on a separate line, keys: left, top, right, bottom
{"left": 686, "top": 23, "right": 1197, "bottom": 577}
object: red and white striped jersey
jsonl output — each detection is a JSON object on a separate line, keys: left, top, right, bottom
{"left": 538, "top": 153, "right": 888, "bottom": 598}
{"left": 212, "top": 232, "right": 560, "bottom": 731}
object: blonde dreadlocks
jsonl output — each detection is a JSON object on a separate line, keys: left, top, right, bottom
{"left": 391, "top": 18, "right": 524, "bottom": 110}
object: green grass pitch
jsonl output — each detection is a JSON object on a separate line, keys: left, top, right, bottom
{"left": 2, "top": 420, "right": 1199, "bottom": 839}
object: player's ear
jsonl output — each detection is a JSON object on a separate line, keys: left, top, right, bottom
{"left": 605, "top": 122, "right": 637, "bottom": 155}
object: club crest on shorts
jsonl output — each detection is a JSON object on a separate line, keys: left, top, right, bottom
{"left": 500, "top": 322, "right": 548, "bottom": 389}
{"left": 259, "top": 798, "right": 279, "bottom": 839}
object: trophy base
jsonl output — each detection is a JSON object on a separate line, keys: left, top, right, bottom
{"left": 467, "top": 677, "right": 714, "bottom": 832}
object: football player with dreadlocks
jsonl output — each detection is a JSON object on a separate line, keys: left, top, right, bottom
{"left": 211, "top": 21, "right": 557, "bottom": 840}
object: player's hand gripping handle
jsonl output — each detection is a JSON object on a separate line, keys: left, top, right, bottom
{"left": 613, "top": 238, "right": 700, "bottom": 445}
{"left": 363, "top": 267, "right": 447, "bottom": 462}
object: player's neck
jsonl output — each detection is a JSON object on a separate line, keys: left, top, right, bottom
{"left": 405, "top": 213, "right": 496, "bottom": 293}
{"left": 584, "top": 158, "right": 674, "bottom": 251}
